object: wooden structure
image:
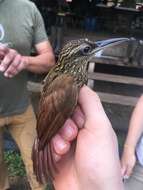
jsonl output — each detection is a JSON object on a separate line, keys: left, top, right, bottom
{"left": 87, "top": 61, "right": 142, "bottom": 107}
{"left": 28, "top": 63, "right": 142, "bottom": 110}
{"left": 87, "top": 38, "right": 143, "bottom": 107}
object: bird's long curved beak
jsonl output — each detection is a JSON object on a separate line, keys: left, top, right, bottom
{"left": 94, "top": 37, "right": 129, "bottom": 53}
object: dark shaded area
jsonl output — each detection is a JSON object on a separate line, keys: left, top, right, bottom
{"left": 95, "top": 64, "right": 143, "bottom": 77}
{"left": 94, "top": 80, "right": 143, "bottom": 97}
{"left": 9, "top": 177, "right": 30, "bottom": 190}
{"left": 4, "top": 130, "right": 18, "bottom": 151}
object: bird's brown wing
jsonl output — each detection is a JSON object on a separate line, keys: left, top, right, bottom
{"left": 37, "top": 74, "right": 78, "bottom": 149}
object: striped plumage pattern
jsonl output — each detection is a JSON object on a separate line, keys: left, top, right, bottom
{"left": 32, "top": 38, "right": 97, "bottom": 184}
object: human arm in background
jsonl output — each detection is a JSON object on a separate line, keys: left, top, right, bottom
{"left": 0, "top": 40, "right": 55, "bottom": 77}
{"left": 51, "top": 86, "right": 124, "bottom": 190}
{"left": 0, "top": 1, "right": 55, "bottom": 78}
{"left": 121, "top": 95, "right": 143, "bottom": 178}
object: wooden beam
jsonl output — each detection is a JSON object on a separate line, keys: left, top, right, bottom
{"left": 97, "top": 92, "right": 138, "bottom": 106}
{"left": 90, "top": 57, "right": 139, "bottom": 68}
{"left": 27, "top": 81, "right": 42, "bottom": 93}
{"left": 88, "top": 72, "right": 143, "bottom": 86}
{"left": 87, "top": 62, "right": 96, "bottom": 88}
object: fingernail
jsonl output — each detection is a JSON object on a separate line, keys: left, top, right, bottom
{"left": 123, "top": 175, "right": 129, "bottom": 179}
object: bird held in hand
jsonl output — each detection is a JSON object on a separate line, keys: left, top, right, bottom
{"left": 32, "top": 38, "right": 129, "bottom": 184}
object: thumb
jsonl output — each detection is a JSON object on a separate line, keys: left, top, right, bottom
{"left": 78, "top": 86, "right": 111, "bottom": 129}
{"left": 78, "top": 86, "right": 104, "bottom": 117}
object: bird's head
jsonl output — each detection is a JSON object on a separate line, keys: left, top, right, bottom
{"left": 57, "top": 38, "right": 129, "bottom": 70}
{"left": 57, "top": 39, "right": 97, "bottom": 68}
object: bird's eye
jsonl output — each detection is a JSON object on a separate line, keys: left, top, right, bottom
{"left": 82, "top": 46, "right": 92, "bottom": 54}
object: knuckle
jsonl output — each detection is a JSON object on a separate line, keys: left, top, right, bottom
{"left": 6, "top": 53, "right": 14, "bottom": 61}
{"left": 9, "top": 49, "right": 18, "bottom": 59}
{"left": 7, "top": 69, "right": 17, "bottom": 76}
{"left": 13, "top": 57, "right": 20, "bottom": 65}
{"left": 11, "top": 49, "right": 17, "bottom": 54}
{"left": 11, "top": 64, "right": 18, "bottom": 72}
{"left": 7, "top": 55, "right": 12, "bottom": 62}
{"left": 16, "top": 54, "right": 20, "bottom": 59}
{"left": 1, "top": 60, "right": 9, "bottom": 68}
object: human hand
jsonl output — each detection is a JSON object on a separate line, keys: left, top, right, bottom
{"left": 50, "top": 99, "right": 84, "bottom": 162}
{"left": 51, "top": 86, "right": 123, "bottom": 190}
{"left": 0, "top": 43, "right": 28, "bottom": 77}
{"left": 121, "top": 145, "right": 136, "bottom": 179}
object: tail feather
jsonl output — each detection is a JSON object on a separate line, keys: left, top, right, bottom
{"left": 32, "top": 138, "right": 58, "bottom": 184}
{"left": 43, "top": 144, "right": 50, "bottom": 180}
{"left": 38, "top": 149, "right": 45, "bottom": 183}
{"left": 48, "top": 143, "right": 59, "bottom": 174}
{"left": 32, "top": 138, "right": 40, "bottom": 180}
{"left": 32, "top": 138, "right": 44, "bottom": 183}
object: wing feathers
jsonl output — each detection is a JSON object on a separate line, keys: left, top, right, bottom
{"left": 37, "top": 74, "right": 78, "bottom": 149}
{"left": 32, "top": 74, "right": 79, "bottom": 183}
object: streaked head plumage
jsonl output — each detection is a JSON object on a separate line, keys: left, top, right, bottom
{"left": 57, "top": 38, "right": 97, "bottom": 66}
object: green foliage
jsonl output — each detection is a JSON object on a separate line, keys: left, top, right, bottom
{"left": 46, "top": 184, "right": 54, "bottom": 190}
{"left": 4, "top": 151, "right": 26, "bottom": 177}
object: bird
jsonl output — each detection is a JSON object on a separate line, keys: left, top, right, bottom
{"left": 32, "top": 37, "right": 129, "bottom": 184}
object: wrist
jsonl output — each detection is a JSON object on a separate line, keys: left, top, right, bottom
{"left": 22, "top": 56, "right": 30, "bottom": 69}
{"left": 123, "top": 143, "right": 136, "bottom": 154}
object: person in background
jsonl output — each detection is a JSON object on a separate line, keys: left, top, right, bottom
{"left": 37, "top": 0, "right": 59, "bottom": 35}
{"left": 121, "top": 95, "right": 143, "bottom": 190}
{"left": 0, "top": 0, "right": 55, "bottom": 189}
{"left": 36, "top": 0, "right": 68, "bottom": 55}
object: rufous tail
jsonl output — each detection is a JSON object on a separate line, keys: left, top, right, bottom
{"left": 32, "top": 138, "right": 58, "bottom": 184}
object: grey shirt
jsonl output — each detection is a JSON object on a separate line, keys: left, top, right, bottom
{"left": 0, "top": 0, "right": 48, "bottom": 116}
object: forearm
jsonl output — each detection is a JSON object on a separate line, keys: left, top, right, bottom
{"left": 23, "top": 52, "right": 55, "bottom": 73}
{"left": 125, "top": 95, "right": 143, "bottom": 149}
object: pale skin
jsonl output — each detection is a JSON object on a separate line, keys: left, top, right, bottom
{"left": 0, "top": 41, "right": 55, "bottom": 77}
{"left": 121, "top": 95, "right": 143, "bottom": 178}
{"left": 0, "top": 45, "right": 123, "bottom": 189}
{"left": 52, "top": 86, "right": 124, "bottom": 190}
